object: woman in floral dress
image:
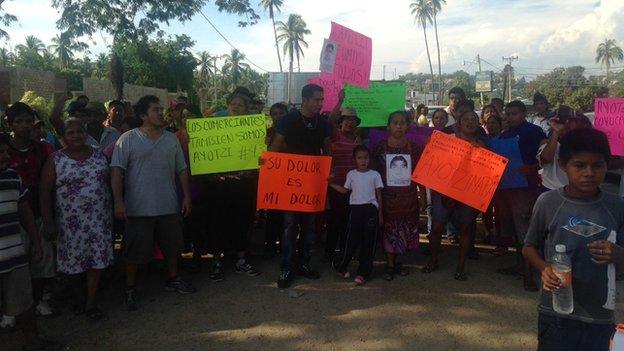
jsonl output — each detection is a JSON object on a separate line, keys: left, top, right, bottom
{"left": 40, "top": 118, "right": 113, "bottom": 320}
{"left": 372, "top": 111, "right": 425, "bottom": 281}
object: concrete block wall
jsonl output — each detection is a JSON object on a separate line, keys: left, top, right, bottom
{"left": 83, "top": 77, "right": 169, "bottom": 104}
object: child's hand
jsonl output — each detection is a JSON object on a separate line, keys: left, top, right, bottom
{"left": 541, "top": 265, "right": 561, "bottom": 291}
{"left": 258, "top": 157, "right": 266, "bottom": 166}
{"left": 588, "top": 240, "right": 624, "bottom": 265}
{"left": 327, "top": 173, "right": 335, "bottom": 182}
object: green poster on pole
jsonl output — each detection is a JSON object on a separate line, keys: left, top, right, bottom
{"left": 186, "top": 114, "right": 267, "bottom": 175}
{"left": 343, "top": 81, "right": 406, "bottom": 127}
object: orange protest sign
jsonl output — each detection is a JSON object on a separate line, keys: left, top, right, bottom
{"left": 257, "top": 151, "right": 332, "bottom": 213}
{"left": 411, "top": 131, "right": 508, "bottom": 212}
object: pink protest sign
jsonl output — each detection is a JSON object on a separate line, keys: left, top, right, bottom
{"left": 308, "top": 73, "right": 342, "bottom": 113}
{"left": 594, "top": 98, "right": 624, "bottom": 156}
{"left": 329, "top": 22, "right": 372, "bottom": 88}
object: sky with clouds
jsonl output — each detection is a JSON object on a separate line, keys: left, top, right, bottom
{"left": 2, "top": 0, "right": 624, "bottom": 80}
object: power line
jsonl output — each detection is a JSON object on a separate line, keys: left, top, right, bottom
{"left": 198, "top": 10, "right": 270, "bottom": 73}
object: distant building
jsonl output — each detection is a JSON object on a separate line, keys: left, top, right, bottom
{"left": 267, "top": 72, "right": 320, "bottom": 106}
{"left": 407, "top": 90, "right": 437, "bottom": 107}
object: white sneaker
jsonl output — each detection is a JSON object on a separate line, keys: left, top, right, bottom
{"left": 0, "top": 315, "right": 16, "bottom": 330}
{"left": 35, "top": 300, "right": 55, "bottom": 317}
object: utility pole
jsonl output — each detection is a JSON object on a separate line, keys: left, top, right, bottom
{"left": 476, "top": 54, "right": 484, "bottom": 108}
{"left": 394, "top": 68, "right": 397, "bottom": 80}
{"left": 383, "top": 65, "right": 386, "bottom": 81}
{"left": 502, "top": 55, "right": 518, "bottom": 102}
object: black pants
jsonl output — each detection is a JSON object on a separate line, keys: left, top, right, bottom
{"left": 325, "top": 188, "right": 349, "bottom": 256}
{"left": 207, "top": 176, "right": 257, "bottom": 255}
{"left": 265, "top": 210, "right": 283, "bottom": 250}
{"left": 335, "top": 204, "right": 378, "bottom": 277}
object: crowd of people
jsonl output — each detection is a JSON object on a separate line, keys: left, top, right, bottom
{"left": 0, "top": 83, "right": 623, "bottom": 350}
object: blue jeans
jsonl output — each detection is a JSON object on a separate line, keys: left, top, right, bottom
{"left": 281, "top": 212, "right": 316, "bottom": 271}
{"left": 538, "top": 313, "right": 614, "bottom": 351}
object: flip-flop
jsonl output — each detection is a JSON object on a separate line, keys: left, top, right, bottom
{"left": 394, "top": 263, "right": 410, "bottom": 276}
{"left": 454, "top": 271, "right": 468, "bottom": 281}
{"left": 383, "top": 266, "right": 395, "bottom": 281}
{"left": 421, "top": 262, "right": 439, "bottom": 274}
{"left": 85, "top": 307, "right": 105, "bottom": 321}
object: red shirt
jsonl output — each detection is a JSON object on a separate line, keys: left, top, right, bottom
{"left": 331, "top": 131, "right": 360, "bottom": 186}
{"left": 9, "top": 140, "right": 54, "bottom": 217}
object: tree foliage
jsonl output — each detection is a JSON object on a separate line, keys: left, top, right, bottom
{"left": 51, "top": 0, "right": 260, "bottom": 41}
{"left": 276, "top": 14, "right": 310, "bottom": 71}
{"left": 0, "top": 0, "right": 17, "bottom": 40}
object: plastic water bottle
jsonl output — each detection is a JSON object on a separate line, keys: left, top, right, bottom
{"left": 551, "top": 244, "right": 574, "bottom": 314}
{"left": 611, "top": 324, "right": 624, "bottom": 350}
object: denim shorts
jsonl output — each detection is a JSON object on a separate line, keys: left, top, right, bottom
{"left": 430, "top": 191, "right": 478, "bottom": 225}
{"left": 537, "top": 313, "right": 614, "bottom": 351}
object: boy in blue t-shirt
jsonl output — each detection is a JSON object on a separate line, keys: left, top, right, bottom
{"left": 523, "top": 128, "right": 624, "bottom": 351}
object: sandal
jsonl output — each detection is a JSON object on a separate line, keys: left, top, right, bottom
{"left": 492, "top": 246, "right": 508, "bottom": 256}
{"left": 421, "top": 262, "right": 439, "bottom": 274}
{"left": 85, "top": 307, "right": 105, "bottom": 321}
{"left": 394, "top": 263, "right": 409, "bottom": 276}
{"left": 383, "top": 266, "right": 395, "bottom": 281}
{"left": 454, "top": 271, "right": 468, "bottom": 281}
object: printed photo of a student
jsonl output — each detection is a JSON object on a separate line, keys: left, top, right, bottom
{"left": 320, "top": 39, "right": 338, "bottom": 73}
{"left": 386, "top": 154, "right": 411, "bottom": 187}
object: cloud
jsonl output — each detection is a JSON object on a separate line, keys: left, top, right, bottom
{"left": 2, "top": 0, "right": 623, "bottom": 79}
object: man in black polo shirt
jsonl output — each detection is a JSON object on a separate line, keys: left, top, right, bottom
{"left": 270, "top": 84, "right": 332, "bottom": 289}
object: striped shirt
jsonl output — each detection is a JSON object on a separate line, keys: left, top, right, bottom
{"left": 331, "top": 131, "right": 360, "bottom": 186}
{"left": 0, "top": 168, "right": 28, "bottom": 274}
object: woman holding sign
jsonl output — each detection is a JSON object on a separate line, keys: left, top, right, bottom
{"left": 206, "top": 92, "right": 261, "bottom": 282}
{"left": 325, "top": 107, "right": 362, "bottom": 261}
{"left": 424, "top": 111, "right": 485, "bottom": 281}
{"left": 372, "top": 111, "right": 425, "bottom": 281}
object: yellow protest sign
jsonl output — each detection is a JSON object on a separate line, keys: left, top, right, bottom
{"left": 187, "top": 115, "right": 267, "bottom": 175}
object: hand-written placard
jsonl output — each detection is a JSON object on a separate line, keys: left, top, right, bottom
{"left": 487, "top": 138, "right": 528, "bottom": 189}
{"left": 343, "top": 81, "right": 406, "bottom": 127}
{"left": 308, "top": 73, "right": 342, "bottom": 113}
{"left": 368, "top": 127, "right": 434, "bottom": 149}
{"left": 257, "top": 151, "right": 332, "bottom": 213}
{"left": 594, "top": 98, "right": 624, "bottom": 156}
{"left": 412, "top": 131, "right": 508, "bottom": 212}
{"left": 187, "top": 115, "right": 267, "bottom": 175}
{"left": 329, "top": 22, "right": 372, "bottom": 88}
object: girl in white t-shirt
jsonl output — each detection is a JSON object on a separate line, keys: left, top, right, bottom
{"left": 329, "top": 145, "right": 383, "bottom": 285}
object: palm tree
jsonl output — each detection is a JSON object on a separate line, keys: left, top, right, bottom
{"left": 222, "top": 49, "right": 250, "bottom": 88}
{"left": 48, "top": 32, "right": 75, "bottom": 68}
{"left": 195, "top": 51, "right": 218, "bottom": 111}
{"left": 0, "top": 47, "right": 14, "bottom": 66}
{"left": 409, "top": 1, "right": 435, "bottom": 102}
{"left": 196, "top": 51, "right": 215, "bottom": 85}
{"left": 430, "top": 0, "right": 446, "bottom": 104}
{"left": 16, "top": 35, "right": 46, "bottom": 54}
{"left": 276, "top": 14, "right": 310, "bottom": 103}
{"left": 595, "top": 38, "right": 624, "bottom": 83}
{"left": 259, "top": 0, "right": 284, "bottom": 73}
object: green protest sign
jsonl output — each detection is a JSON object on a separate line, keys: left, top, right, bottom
{"left": 343, "top": 81, "right": 406, "bottom": 127}
{"left": 186, "top": 114, "right": 267, "bottom": 175}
